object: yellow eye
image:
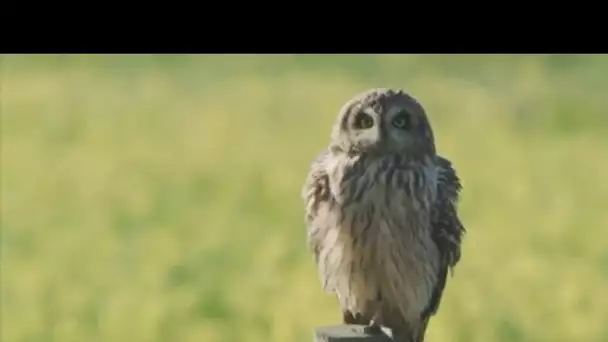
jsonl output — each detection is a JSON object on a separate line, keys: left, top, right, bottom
{"left": 354, "top": 112, "right": 374, "bottom": 129}
{"left": 392, "top": 112, "right": 411, "bottom": 129}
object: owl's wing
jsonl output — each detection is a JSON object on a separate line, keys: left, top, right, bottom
{"left": 301, "top": 149, "right": 333, "bottom": 265}
{"left": 422, "top": 155, "right": 466, "bottom": 319}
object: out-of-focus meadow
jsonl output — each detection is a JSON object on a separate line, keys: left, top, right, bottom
{"left": 2, "top": 54, "right": 608, "bottom": 342}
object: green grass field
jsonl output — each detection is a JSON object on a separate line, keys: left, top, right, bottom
{"left": 2, "top": 54, "right": 608, "bottom": 342}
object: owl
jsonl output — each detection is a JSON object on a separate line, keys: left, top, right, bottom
{"left": 302, "top": 88, "right": 465, "bottom": 342}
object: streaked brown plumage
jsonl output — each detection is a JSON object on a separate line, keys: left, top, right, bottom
{"left": 302, "top": 88, "right": 465, "bottom": 342}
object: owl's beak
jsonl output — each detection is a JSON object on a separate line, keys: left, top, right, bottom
{"left": 366, "top": 125, "right": 387, "bottom": 152}
{"left": 376, "top": 123, "right": 389, "bottom": 144}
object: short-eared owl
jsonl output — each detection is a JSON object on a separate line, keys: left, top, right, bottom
{"left": 302, "top": 88, "right": 465, "bottom": 342}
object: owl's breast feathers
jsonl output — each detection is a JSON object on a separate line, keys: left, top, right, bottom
{"left": 302, "top": 150, "right": 465, "bottom": 323}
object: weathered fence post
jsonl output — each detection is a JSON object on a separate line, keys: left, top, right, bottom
{"left": 314, "top": 324, "right": 392, "bottom": 342}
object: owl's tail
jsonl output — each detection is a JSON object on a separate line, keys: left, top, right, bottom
{"left": 390, "top": 317, "right": 430, "bottom": 342}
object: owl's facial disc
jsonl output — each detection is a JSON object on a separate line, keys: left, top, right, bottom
{"left": 347, "top": 104, "right": 418, "bottom": 156}
{"left": 331, "top": 88, "right": 436, "bottom": 157}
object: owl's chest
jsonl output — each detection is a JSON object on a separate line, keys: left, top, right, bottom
{"left": 339, "top": 181, "right": 430, "bottom": 236}
{"left": 325, "top": 169, "right": 440, "bottom": 319}
{"left": 333, "top": 168, "right": 435, "bottom": 214}
{"left": 326, "top": 157, "right": 437, "bottom": 232}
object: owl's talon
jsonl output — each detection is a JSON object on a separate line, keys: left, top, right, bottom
{"left": 363, "top": 321, "right": 383, "bottom": 335}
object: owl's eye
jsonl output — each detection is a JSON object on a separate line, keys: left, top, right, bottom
{"left": 353, "top": 112, "right": 374, "bottom": 129}
{"left": 392, "top": 111, "right": 412, "bottom": 130}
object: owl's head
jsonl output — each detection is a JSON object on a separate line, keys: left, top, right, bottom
{"left": 329, "top": 88, "right": 436, "bottom": 158}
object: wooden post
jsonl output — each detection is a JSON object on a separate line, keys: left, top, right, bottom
{"left": 315, "top": 324, "right": 392, "bottom": 342}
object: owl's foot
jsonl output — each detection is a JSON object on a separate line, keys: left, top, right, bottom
{"left": 363, "top": 320, "right": 383, "bottom": 335}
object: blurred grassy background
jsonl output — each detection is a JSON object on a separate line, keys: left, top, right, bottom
{"left": 2, "top": 54, "right": 608, "bottom": 342}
